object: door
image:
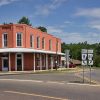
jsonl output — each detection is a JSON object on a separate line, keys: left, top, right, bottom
{"left": 2, "top": 58, "right": 8, "bottom": 71}
{"left": 16, "top": 54, "right": 23, "bottom": 71}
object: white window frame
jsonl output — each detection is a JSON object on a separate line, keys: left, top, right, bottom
{"left": 42, "top": 37, "right": 45, "bottom": 49}
{"left": 49, "top": 39, "right": 52, "bottom": 50}
{"left": 16, "top": 32, "right": 22, "bottom": 47}
{"left": 37, "top": 36, "right": 40, "bottom": 48}
{"left": 2, "top": 33, "right": 8, "bottom": 48}
{"left": 30, "top": 34, "right": 33, "bottom": 48}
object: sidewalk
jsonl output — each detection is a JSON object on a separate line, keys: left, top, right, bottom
{"left": 0, "top": 68, "right": 81, "bottom": 76}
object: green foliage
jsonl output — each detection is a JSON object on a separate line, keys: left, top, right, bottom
{"left": 94, "top": 55, "right": 100, "bottom": 67}
{"left": 37, "top": 26, "right": 47, "bottom": 32}
{"left": 61, "top": 42, "right": 100, "bottom": 67}
{"left": 18, "top": 16, "right": 32, "bottom": 26}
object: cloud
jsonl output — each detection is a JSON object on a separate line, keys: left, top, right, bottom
{"left": 74, "top": 8, "right": 100, "bottom": 18}
{"left": 64, "top": 21, "right": 72, "bottom": 24}
{"left": 47, "top": 26, "right": 63, "bottom": 34}
{"left": 0, "top": 0, "right": 18, "bottom": 6}
{"left": 88, "top": 20, "right": 100, "bottom": 30}
{"left": 47, "top": 25, "right": 100, "bottom": 44}
{"left": 35, "top": 0, "right": 67, "bottom": 16}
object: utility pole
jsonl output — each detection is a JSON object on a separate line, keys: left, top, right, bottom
{"left": 55, "top": 38, "right": 58, "bottom": 70}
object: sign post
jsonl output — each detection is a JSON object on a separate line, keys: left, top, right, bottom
{"left": 88, "top": 50, "right": 93, "bottom": 84}
{"left": 81, "top": 49, "right": 93, "bottom": 84}
{"left": 65, "top": 50, "right": 70, "bottom": 68}
{"left": 81, "top": 49, "right": 87, "bottom": 83}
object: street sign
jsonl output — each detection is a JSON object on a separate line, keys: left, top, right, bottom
{"left": 82, "top": 60, "right": 87, "bottom": 66}
{"left": 82, "top": 54, "right": 87, "bottom": 60}
{"left": 88, "top": 60, "right": 93, "bottom": 65}
{"left": 82, "top": 49, "right": 87, "bottom": 54}
{"left": 81, "top": 49, "right": 93, "bottom": 66}
{"left": 88, "top": 53, "right": 93, "bottom": 65}
{"left": 81, "top": 49, "right": 93, "bottom": 84}
{"left": 88, "top": 50, "right": 93, "bottom": 54}
{"left": 88, "top": 54, "right": 93, "bottom": 60}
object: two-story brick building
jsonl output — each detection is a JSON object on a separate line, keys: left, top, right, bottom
{"left": 0, "top": 24, "right": 63, "bottom": 71}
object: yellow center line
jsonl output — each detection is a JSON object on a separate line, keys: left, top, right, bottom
{"left": 4, "top": 91, "right": 68, "bottom": 100}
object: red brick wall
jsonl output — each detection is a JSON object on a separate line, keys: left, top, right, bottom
{"left": 10, "top": 53, "right": 15, "bottom": 71}
{"left": 0, "top": 24, "right": 61, "bottom": 52}
{"left": 0, "top": 54, "right": 2, "bottom": 71}
{"left": 24, "top": 53, "right": 33, "bottom": 70}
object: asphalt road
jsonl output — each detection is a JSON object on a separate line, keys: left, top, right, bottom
{"left": 78, "top": 68, "right": 100, "bottom": 84}
{"left": 0, "top": 72, "right": 100, "bottom": 100}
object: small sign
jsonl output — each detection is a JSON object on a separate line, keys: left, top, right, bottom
{"left": 88, "top": 60, "right": 93, "bottom": 65}
{"left": 82, "top": 54, "right": 87, "bottom": 60}
{"left": 82, "top": 49, "right": 87, "bottom": 54}
{"left": 88, "top": 50, "right": 93, "bottom": 54}
{"left": 88, "top": 54, "right": 93, "bottom": 60}
{"left": 82, "top": 60, "right": 87, "bottom": 65}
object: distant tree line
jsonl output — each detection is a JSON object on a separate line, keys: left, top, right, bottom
{"left": 61, "top": 41, "right": 100, "bottom": 67}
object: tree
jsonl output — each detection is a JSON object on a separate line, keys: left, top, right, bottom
{"left": 18, "top": 16, "right": 32, "bottom": 26}
{"left": 37, "top": 26, "right": 47, "bottom": 32}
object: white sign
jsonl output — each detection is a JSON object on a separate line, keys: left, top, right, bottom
{"left": 88, "top": 60, "right": 93, "bottom": 65}
{"left": 88, "top": 50, "right": 93, "bottom": 54}
{"left": 82, "top": 49, "right": 87, "bottom": 54}
{"left": 88, "top": 54, "right": 93, "bottom": 60}
{"left": 82, "top": 60, "right": 87, "bottom": 65}
{"left": 82, "top": 54, "right": 87, "bottom": 60}
{"left": 81, "top": 49, "right": 93, "bottom": 66}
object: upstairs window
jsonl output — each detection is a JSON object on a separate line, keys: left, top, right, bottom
{"left": 16, "top": 33, "right": 22, "bottom": 47}
{"left": 37, "top": 36, "right": 40, "bottom": 48}
{"left": 42, "top": 37, "right": 45, "bottom": 49}
{"left": 3, "top": 33, "right": 8, "bottom": 48}
{"left": 30, "top": 34, "right": 33, "bottom": 48}
{"left": 49, "top": 39, "right": 52, "bottom": 50}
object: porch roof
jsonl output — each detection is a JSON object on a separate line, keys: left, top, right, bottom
{"left": 0, "top": 48, "right": 65, "bottom": 55}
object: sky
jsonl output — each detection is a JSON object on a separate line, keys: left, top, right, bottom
{"left": 0, "top": 0, "right": 100, "bottom": 44}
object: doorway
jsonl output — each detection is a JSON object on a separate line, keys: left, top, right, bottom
{"left": 2, "top": 57, "right": 8, "bottom": 71}
{"left": 16, "top": 53, "right": 23, "bottom": 71}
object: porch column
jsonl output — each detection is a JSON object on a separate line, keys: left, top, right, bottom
{"left": 46, "top": 54, "right": 48, "bottom": 70}
{"left": 33, "top": 53, "right": 36, "bottom": 72}
{"left": 9, "top": 52, "right": 11, "bottom": 71}
{"left": 40, "top": 54, "right": 42, "bottom": 71}
{"left": 51, "top": 56, "right": 53, "bottom": 70}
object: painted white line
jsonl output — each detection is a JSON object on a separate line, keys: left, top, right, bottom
{"left": 4, "top": 91, "right": 68, "bottom": 100}
{"left": 46, "top": 81, "right": 65, "bottom": 85}
{"left": 0, "top": 79, "right": 43, "bottom": 83}
{"left": 0, "top": 79, "right": 66, "bottom": 85}
{"left": 67, "top": 82, "right": 100, "bottom": 87}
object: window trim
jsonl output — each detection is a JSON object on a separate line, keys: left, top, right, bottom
{"left": 2, "top": 33, "right": 8, "bottom": 48}
{"left": 37, "top": 36, "right": 40, "bottom": 48}
{"left": 16, "top": 32, "right": 23, "bottom": 47}
{"left": 30, "top": 34, "right": 33, "bottom": 48}
{"left": 42, "top": 37, "right": 45, "bottom": 49}
{"left": 49, "top": 39, "right": 52, "bottom": 50}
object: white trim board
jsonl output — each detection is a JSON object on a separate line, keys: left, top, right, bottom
{"left": 0, "top": 48, "right": 65, "bottom": 55}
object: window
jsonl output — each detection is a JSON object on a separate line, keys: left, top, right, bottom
{"left": 57, "top": 41, "right": 58, "bottom": 51}
{"left": 37, "top": 36, "right": 40, "bottom": 48}
{"left": 42, "top": 37, "right": 45, "bottom": 49}
{"left": 30, "top": 34, "right": 33, "bottom": 48}
{"left": 16, "top": 33, "right": 22, "bottom": 47}
{"left": 3, "top": 33, "right": 8, "bottom": 47}
{"left": 49, "top": 39, "right": 52, "bottom": 50}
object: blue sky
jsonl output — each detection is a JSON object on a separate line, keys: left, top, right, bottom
{"left": 0, "top": 0, "right": 100, "bottom": 44}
